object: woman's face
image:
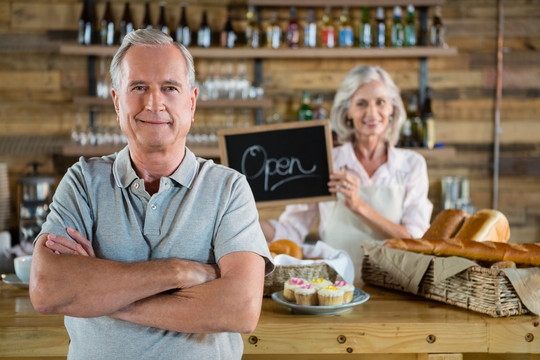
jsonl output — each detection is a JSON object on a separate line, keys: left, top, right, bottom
{"left": 347, "top": 80, "right": 394, "bottom": 142}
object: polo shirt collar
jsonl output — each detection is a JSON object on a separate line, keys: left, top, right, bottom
{"left": 113, "top": 146, "right": 198, "bottom": 189}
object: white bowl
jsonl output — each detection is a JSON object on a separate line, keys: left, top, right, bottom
{"left": 14, "top": 255, "right": 32, "bottom": 284}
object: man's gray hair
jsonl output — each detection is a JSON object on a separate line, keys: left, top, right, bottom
{"left": 110, "top": 28, "right": 195, "bottom": 91}
{"left": 330, "top": 65, "right": 406, "bottom": 146}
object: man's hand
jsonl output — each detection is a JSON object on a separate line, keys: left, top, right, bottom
{"left": 44, "top": 227, "right": 95, "bottom": 257}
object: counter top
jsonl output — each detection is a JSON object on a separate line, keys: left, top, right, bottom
{"left": 1, "top": 281, "right": 538, "bottom": 359}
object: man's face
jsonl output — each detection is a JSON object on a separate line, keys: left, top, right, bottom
{"left": 112, "top": 44, "right": 197, "bottom": 154}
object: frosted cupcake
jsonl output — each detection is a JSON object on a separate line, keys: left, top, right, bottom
{"left": 283, "top": 277, "right": 307, "bottom": 302}
{"left": 309, "top": 278, "right": 333, "bottom": 291}
{"left": 317, "top": 286, "right": 345, "bottom": 306}
{"left": 294, "top": 284, "right": 318, "bottom": 306}
{"left": 333, "top": 281, "right": 355, "bottom": 304}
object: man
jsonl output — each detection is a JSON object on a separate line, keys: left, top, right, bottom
{"left": 30, "top": 29, "right": 274, "bottom": 360}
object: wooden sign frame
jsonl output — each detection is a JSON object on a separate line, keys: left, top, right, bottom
{"left": 218, "top": 120, "right": 335, "bottom": 208}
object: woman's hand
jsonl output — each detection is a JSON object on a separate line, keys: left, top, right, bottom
{"left": 328, "top": 167, "right": 364, "bottom": 214}
{"left": 44, "top": 227, "right": 96, "bottom": 257}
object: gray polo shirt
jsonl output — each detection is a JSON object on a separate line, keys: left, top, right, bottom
{"left": 39, "top": 146, "right": 273, "bottom": 360}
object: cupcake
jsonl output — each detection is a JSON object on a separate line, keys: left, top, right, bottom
{"left": 309, "top": 278, "right": 333, "bottom": 291}
{"left": 294, "top": 284, "right": 318, "bottom": 306}
{"left": 283, "top": 277, "right": 307, "bottom": 302}
{"left": 333, "top": 281, "right": 355, "bottom": 304}
{"left": 317, "top": 286, "right": 345, "bottom": 306}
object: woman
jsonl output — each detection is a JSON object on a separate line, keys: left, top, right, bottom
{"left": 260, "top": 65, "right": 433, "bottom": 279}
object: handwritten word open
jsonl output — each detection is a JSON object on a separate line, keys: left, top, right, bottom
{"left": 241, "top": 145, "right": 320, "bottom": 192}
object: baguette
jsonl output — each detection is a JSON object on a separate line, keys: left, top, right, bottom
{"left": 423, "top": 209, "right": 469, "bottom": 240}
{"left": 383, "top": 238, "right": 540, "bottom": 267}
{"left": 454, "top": 209, "right": 510, "bottom": 243}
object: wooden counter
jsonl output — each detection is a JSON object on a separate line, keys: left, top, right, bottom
{"left": 1, "top": 281, "right": 538, "bottom": 359}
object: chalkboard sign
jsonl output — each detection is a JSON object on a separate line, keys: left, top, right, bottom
{"left": 218, "top": 120, "right": 335, "bottom": 207}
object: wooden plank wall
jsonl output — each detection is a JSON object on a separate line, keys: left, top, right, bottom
{"left": 0, "top": 0, "right": 539, "bottom": 242}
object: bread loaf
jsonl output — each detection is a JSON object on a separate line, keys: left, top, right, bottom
{"left": 423, "top": 209, "right": 469, "bottom": 240}
{"left": 454, "top": 209, "right": 510, "bottom": 243}
{"left": 383, "top": 238, "right": 540, "bottom": 267}
{"left": 268, "top": 239, "right": 303, "bottom": 259}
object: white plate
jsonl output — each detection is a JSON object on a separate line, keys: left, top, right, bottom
{"left": 272, "top": 288, "right": 370, "bottom": 315}
{"left": 1, "top": 273, "right": 29, "bottom": 289}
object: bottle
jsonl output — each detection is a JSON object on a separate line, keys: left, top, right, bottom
{"left": 312, "top": 94, "right": 328, "bottom": 120}
{"left": 265, "top": 12, "right": 281, "bottom": 49}
{"left": 422, "top": 87, "right": 436, "bottom": 149}
{"left": 140, "top": 2, "right": 153, "bottom": 29}
{"left": 430, "top": 6, "right": 446, "bottom": 47}
{"left": 404, "top": 5, "right": 417, "bottom": 47}
{"left": 298, "top": 91, "right": 313, "bottom": 121}
{"left": 118, "top": 1, "right": 134, "bottom": 45}
{"left": 221, "top": 13, "right": 236, "bottom": 48}
{"left": 399, "top": 115, "right": 414, "bottom": 148}
{"left": 157, "top": 2, "right": 169, "bottom": 35}
{"left": 99, "top": 1, "right": 115, "bottom": 46}
{"left": 175, "top": 3, "right": 191, "bottom": 46}
{"left": 286, "top": 7, "right": 300, "bottom": 48}
{"left": 197, "top": 9, "right": 211, "bottom": 48}
{"left": 374, "top": 7, "right": 386, "bottom": 48}
{"left": 78, "top": 0, "right": 95, "bottom": 45}
{"left": 390, "top": 6, "right": 404, "bottom": 47}
{"left": 407, "top": 95, "right": 422, "bottom": 147}
{"left": 304, "top": 8, "right": 317, "bottom": 48}
{"left": 321, "top": 7, "right": 335, "bottom": 48}
{"left": 358, "top": 7, "right": 372, "bottom": 48}
{"left": 245, "top": 5, "right": 260, "bottom": 48}
{"left": 338, "top": 7, "right": 354, "bottom": 47}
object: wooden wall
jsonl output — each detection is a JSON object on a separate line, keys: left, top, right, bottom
{"left": 0, "top": 0, "right": 539, "bottom": 243}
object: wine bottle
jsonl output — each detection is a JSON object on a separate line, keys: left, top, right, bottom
{"left": 374, "top": 6, "right": 386, "bottom": 48}
{"left": 140, "top": 2, "right": 153, "bottom": 29}
{"left": 404, "top": 5, "right": 417, "bottom": 47}
{"left": 303, "top": 8, "right": 317, "bottom": 48}
{"left": 338, "top": 7, "right": 353, "bottom": 48}
{"left": 221, "top": 13, "right": 236, "bottom": 48}
{"left": 298, "top": 91, "right": 313, "bottom": 121}
{"left": 358, "top": 7, "right": 372, "bottom": 48}
{"left": 286, "top": 7, "right": 299, "bottom": 48}
{"left": 321, "top": 7, "right": 335, "bottom": 48}
{"left": 390, "top": 6, "right": 404, "bottom": 47}
{"left": 100, "top": 1, "right": 115, "bottom": 46}
{"left": 175, "top": 3, "right": 191, "bottom": 46}
{"left": 245, "top": 5, "right": 260, "bottom": 48}
{"left": 407, "top": 95, "right": 422, "bottom": 147}
{"left": 430, "top": 6, "right": 446, "bottom": 47}
{"left": 157, "top": 2, "right": 169, "bottom": 35}
{"left": 197, "top": 9, "right": 211, "bottom": 48}
{"left": 78, "top": 0, "right": 95, "bottom": 45}
{"left": 265, "top": 12, "right": 281, "bottom": 49}
{"left": 422, "top": 87, "right": 436, "bottom": 149}
{"left": 118, "top": 1, "right": 134, "bottom": 44}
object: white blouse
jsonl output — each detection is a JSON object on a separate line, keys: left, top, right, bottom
{"left": 270, "top": 142, "right": 433, "bottom": 243}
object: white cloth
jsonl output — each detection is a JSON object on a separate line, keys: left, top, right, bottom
{"left": 271, "top": 142, "right": 433, "bottom": 244}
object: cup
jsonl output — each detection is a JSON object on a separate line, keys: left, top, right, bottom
{"left": 14, "top": 255, "right": 32, "bottom": 283}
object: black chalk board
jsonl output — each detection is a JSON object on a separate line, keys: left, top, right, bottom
{"left": 218, "top": 120, "right": 335, "bottom": 207}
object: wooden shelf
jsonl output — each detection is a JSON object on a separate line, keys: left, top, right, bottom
{"left": 248, "top": 0, "right": 446, "bottom": 6}
{"left": 73, "top": 96, "right": 273, "bottom": 109}
{"left": 60, "top": 44, "right": 457, "bottom": 59}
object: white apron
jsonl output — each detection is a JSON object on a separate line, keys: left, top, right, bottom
{"left": 322, "top": 184, "right": 404, "bottom": 281}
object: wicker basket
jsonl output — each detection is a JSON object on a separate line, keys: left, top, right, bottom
{"left": 362, "top": 253, "right": 529, "bottom": 317}
{"left": 264, "top": 262, "right": 338, "bottom": 296}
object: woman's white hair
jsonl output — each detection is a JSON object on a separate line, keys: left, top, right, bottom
{"left": 331, "top": 65, "right": 405, "bottom": 146}
{"left": 110, "top": 28, "right": 195, "bottom": 91}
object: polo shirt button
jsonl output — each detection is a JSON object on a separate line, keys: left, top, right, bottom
{"left": 151, "top": 204, "right": 157, "bottom": 210}
{"left": 134, "top": 182, "right": 140, "bottom": 189}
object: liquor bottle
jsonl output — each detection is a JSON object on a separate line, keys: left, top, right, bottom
{"left": 304, "top": 8, "right": 317, "bottom": 48}
{"left": 321, "top": 7, "right": 335, "bottom": 48}
{"left": 407, "top": 95, "right": 422, "bottom": 147}
{"left": 100, "top": 1, "right": 115, "bottom": 46}
{"left": 358, "top": 6, "right": 372, "bottom": 48}
{"left": 390, "top": 6, "right": 404, "bottom": 47}
{"left": 422, "top": 87, "right": 436, "bottom": 149}
{"left": 430, "top": 6, "right": 446, "bottom": 47}
{"left": 399, "top": 115, "right": 414, "bottom": 148}
{"left": 157, "top": 2, "right": 169, "bottom": 35}
{"left": 140, "top": 2, "right": 153, "bottom": 29}
{"left": 286, "top": 7, "right": 300, "bottom": 48}
{"left": 312, "top": 94, "right": 328, "bottom": 120}
{"left": 221, "top": 13, "right": 236, "bottom": 48}
{"left": 404, "top": 5, "right": 417, "bottom": 47}
{"left": 175, "top": 3, "right": 191, "bottom": 46}
{"left": 245, "top": 5, "right": 260, "bottom": 48}
{"left": 78, "top": 0, "right": 95, "bottom": 45}
{"left": 298, "top": 91, "right": 313, "bottom": 121}
{"left": 265, "top": 12, "right": 281, "bottom": 49}
{"left": 338, "top": 7, "right": 354, "bottom": 47}
{"left": 197, "top": 9, "right": 211, "bottom": 48}
{"left": 118, "top": 1, "right": 134, "bottom": 45}
{"left": 374, "top": 7, "right": 386, "bottom": 48}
